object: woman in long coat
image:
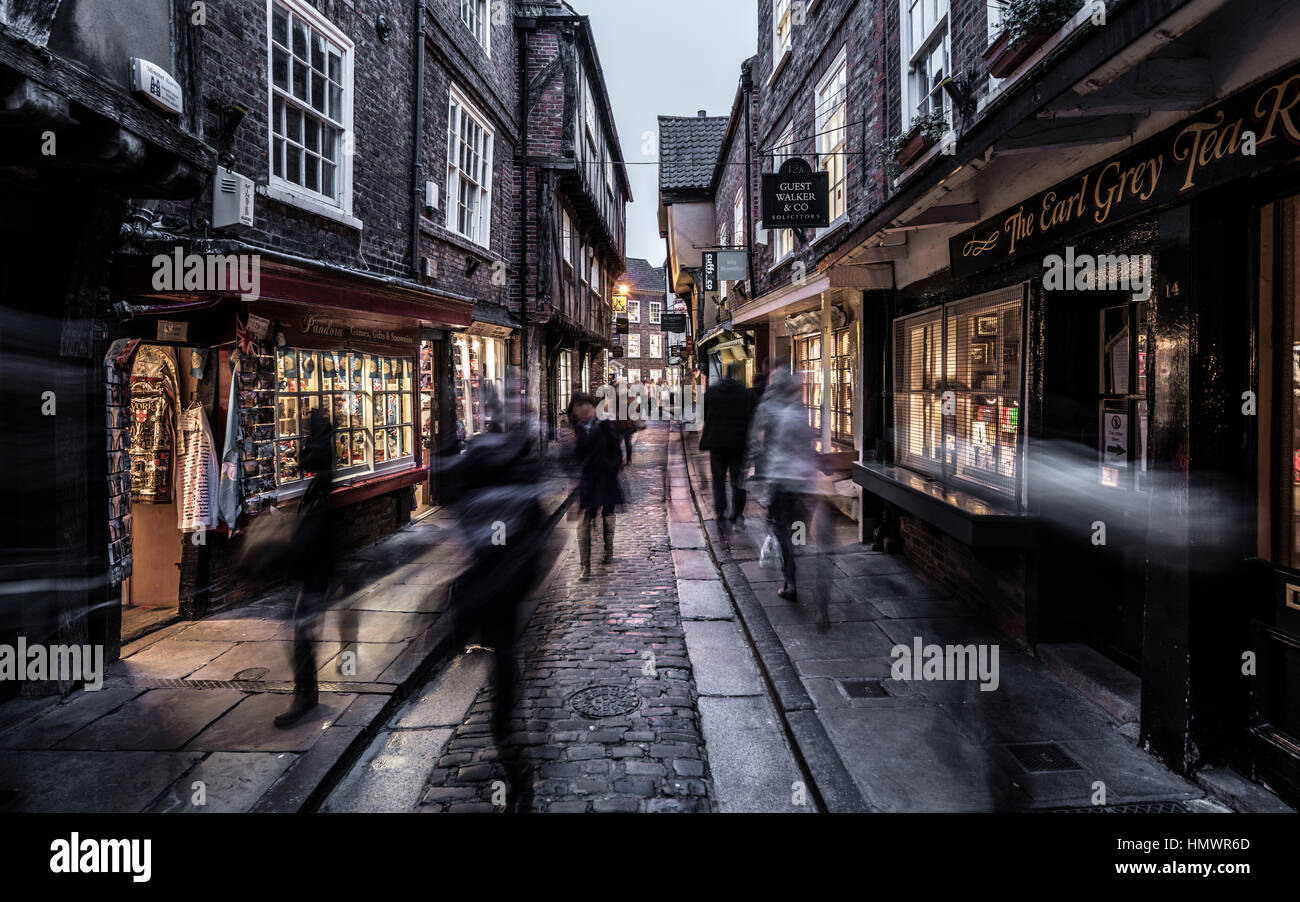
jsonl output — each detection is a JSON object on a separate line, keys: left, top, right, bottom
{"left": 571, "top": 392, "right": 625, "bottom": 579}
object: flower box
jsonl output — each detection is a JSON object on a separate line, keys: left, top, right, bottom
{"left": 983, "top": 28, "right": 1052, "bottom": 79}
{"left": 895, "top": 127, "right": 937, "bottom": 170}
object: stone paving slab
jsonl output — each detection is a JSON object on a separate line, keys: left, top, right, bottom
{"left": 0, "top": 750, "right": 205, "bottom": 812}
{"left": 0, "top": 687, "right": 143, "bottom": 750}
{"left": 349, "top": 582, "right": 447, "bottom": 613}
{"left": 682, "top": 620, "right": 766, "bottom": 697}
{"left": 321, "top": 727, "right": 453, "bottom": 813}
{"left": 676, "top": 579, "right": 733, "bottom": 620}
{"left": 316, "top": 641, "right": 410, "bottom": 683}
{"left": 147, "top": 751, "right": 297, "bottom": 813}
{"left": 108, "top": 639, "right": 237, "bottom": 681}
{"left": 185, "top": 692, "right": 357, "bottom": 753}
{"left": 56, "top": 688, "right": 244, "bottom": 751}
{"left": 698, "top": 695, "right": 808, "bottom": 813}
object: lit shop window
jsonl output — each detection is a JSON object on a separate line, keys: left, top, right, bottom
{"left": 459, "top": 0, "right": 490, "bottom": 55}
{"left": 273, "top": 349, "right": 415, "bottom": 485}
{"left": 649, "top": 301, "right": 662, "bottom": 325}
{"left": 831, "top": 327, "right": 855, "bottom": 445}
{"left": 893, "top": 285, "right": 1024, "bottom": 496}
{"left": 270, "top": 0, "right": 352, "bottom": 207}
{"left": 628, "top": 334, "right": 641, "bottom": 358}
{"left": 628, "top": 299, "right": 641, "bottom": 324}
{"left": 795, "top": 333, "right": 823, "bottom": 432}
{"left": 447, "top": 86, "right": 494, "bottom": 247}
{"left": 650, "top": 334, "right": 662, "bottom": 359}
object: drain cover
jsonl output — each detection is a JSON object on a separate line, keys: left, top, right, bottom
{"left": 841, "top": 679, "right": 889, "bottom": 699}
{"left": 1006, "top": 742, "right": 1082, "bottom": 773}
{"left": 1043, "top": 800, "right": 1191, "bottom": 814}
{"left": 569, "top": 686, "right": 641, "bottom": 718}
{"left": 233, "top": 667, "right": 269, "bottom": 681}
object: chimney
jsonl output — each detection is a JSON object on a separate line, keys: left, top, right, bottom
{"left": 697, "top": 110, "right": 707, "bottom": 118}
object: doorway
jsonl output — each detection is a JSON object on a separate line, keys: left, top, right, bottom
{"left": 1039, "top": 288, "right": 1150, "bottom": 672}
{"left": 119, "top": 344, "right": 193, "bottom": 642}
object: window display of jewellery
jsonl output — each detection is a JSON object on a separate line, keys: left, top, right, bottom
{"left": 238, "top": 340, "right": 280, "bottom": 514}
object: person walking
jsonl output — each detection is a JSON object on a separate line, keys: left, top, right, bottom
{"left": 275, "top": 408, "right": 336, "bottom": 728}
{"left": 613, "top": 376, "right": 636, "bottom": 466}
{"left": 699, "top": 362, "right": 756, "bottom": 538}
{"left": 747, "top": 367, "right": 831, "bottom": 629}
{"left": 571, "top": 392, "right": 625, "bottom": 580}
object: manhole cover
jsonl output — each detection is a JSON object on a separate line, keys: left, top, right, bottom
{"left": 569, "top": 686, "right": 641, "bottom": 718}
{"left": 1006, "top": 742, "right": 1082, "bottom": 773}
{"left": 841, "top": 679, "right": 889, "bottom": 699}
{"left": 233, "top": 667, "right": 269, "bottom": 681}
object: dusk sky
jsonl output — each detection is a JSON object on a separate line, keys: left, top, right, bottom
{"left": 579, "top": 0, "right": 759, "bottom": 271}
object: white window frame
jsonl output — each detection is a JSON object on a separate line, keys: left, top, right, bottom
{"left": 771, "top": 0, "right": 794, "bottom": 81}
{"left": 562, "top": 208, "right": 573, "bottom": 265}
{"left": 459, "top": 0, "right": 491, "bottom": 56}
{"left": 986, "top": 1, "right": 1007, "bottom": 93}
{"left": 771, "top": 123, "right": 796, "bottom": 264}
{"left": 816, "top": 47, "right": 849, "bottom": 233}
{"left": 266, "top": 0, "right": 356, "bottom": 224}
{"left": 734, "top": 188, "right": 746, "bottom": 247}
{"left": 899, "top": 0, "right": 951, "bottom": 132}
{"left": 649, "top": 301, "right": 662, "bottom": 325}
{"left": 445, "top": 84, "right": 495, "bottom": 248}
{"left": 649, "top": 334, "right": 663, "bottom": 359}
{"left": 628, "top": 334, "right": 641, "bottom": 358}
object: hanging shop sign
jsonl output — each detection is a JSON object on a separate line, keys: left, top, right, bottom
{"left": 661, "top": 313, "right": 687, "bottom": 333}
{"left": 612, "top": 293, "right": 628, "bottom": 313}
{"left": 950, "top": 61, "right": 1300, "bottom": 278}
{"left": 615, "top": 320, "right": 630, "bottom": 334}
{"left": 130, "top": 58, "right": 184, "bottom": 116}
{"left": 761, "top": 158, "right": 830, "bottom": 229}
{"left": 717, "top": 250, "right": 748, "bottom": 281}
{"left": 702, "top": 252, "right": 718, "bottom": 291}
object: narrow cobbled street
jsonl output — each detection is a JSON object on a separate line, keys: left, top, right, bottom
{"left": 326, "top": 424, "right": 719, "bottom": 813}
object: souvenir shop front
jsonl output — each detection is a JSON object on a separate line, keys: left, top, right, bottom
{"left": 107, "top": 254, "right": 472, "bottom": 638}
{"left": 451, "top": 323, "right": 512, "bottom": 442}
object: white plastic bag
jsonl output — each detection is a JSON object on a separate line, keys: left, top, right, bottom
{"left": 759, "top": 533, "right": 784, "bottom": 571}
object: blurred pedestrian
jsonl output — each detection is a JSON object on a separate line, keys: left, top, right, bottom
{"left": 570, "top": 391, "right": 625, "bottom": 579}
{"left": 275, "top": 408, "right": 336, "bottom": 728}
{"left": 613, "top": 376, "right": 636, "bottom": 466}
{"left": 747, "top": 367, "right": 831, "bottom": 630}
{"left": 699, "top": 362, "right": 756, "bottom": 538}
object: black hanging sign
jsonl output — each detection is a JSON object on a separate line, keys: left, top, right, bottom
{"left": 950, "top": 61, "right": 1300, "bottom": 278}
{"left": 702, "top": 252, "right": 718, "bottom": 291}
{"left": 661, "top": 313, "right": 687, "bottom": 333}
{"left": 761, "top": 158, "right": 830, "bottom": 228}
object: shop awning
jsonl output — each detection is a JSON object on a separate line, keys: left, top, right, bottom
{"left": 114, "top": 250, "right": 475, "bottom": 328}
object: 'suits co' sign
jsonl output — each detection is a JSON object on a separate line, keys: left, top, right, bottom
{"left": 950, "top": 62, "right": 1300, "bottom": 278}
{"left": 762, "top": 158, "right": 830, "bottom": 228}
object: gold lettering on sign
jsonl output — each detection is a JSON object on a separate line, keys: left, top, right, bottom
{"left": 1256, "top": 74, "right": 1300, "bottom": 146}
{"left": 1173, "top": 110, "right": 1243, "bottom": 191}
{"left": 1004, "top": 207, "right": 1035, "bottom": 255}
{"left": 962, "top": 231, "right": 1000, "bottom": 258}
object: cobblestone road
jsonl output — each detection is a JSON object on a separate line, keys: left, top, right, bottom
{"left": 327, "top": 424, "right": 717, "bottom": 813}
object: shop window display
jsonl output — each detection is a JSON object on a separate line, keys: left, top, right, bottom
{"left": 894, "top": 285, "right": 1024, "bottom": 498}
{"left": 271, "top": 347, "right": 415, "bottom": 487}
{"left": 795, "top": 333, "right": 823, "bottom": 432}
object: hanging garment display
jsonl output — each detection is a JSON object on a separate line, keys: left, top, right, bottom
{"left": 178, "top": 403, "right": 218, "bottom": 532}
{"left": 128, "top": 345, "right": 181, "bottom": 503}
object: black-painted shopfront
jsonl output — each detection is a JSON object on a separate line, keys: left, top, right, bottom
{"left": 855, "top": 62, "right": 1300, "bottom": 802}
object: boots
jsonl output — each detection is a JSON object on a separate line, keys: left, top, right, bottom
{"left": 602, "top": 513, "right": 615, "bottom": 564}
{"left": 578, "top": 513, "right": 592, "bottom": 580}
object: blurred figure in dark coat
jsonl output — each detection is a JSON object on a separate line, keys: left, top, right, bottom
{"left": 570, "top": 391, "right": 624, "bottom": 580}
{"left": 699, "top": 362, "right": 756, "bottom": 537}
{"left": 275, "top": 408, "right": 336, "bottom": 728}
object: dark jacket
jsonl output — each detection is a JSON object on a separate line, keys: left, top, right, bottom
{"left": 699, "top": 377, "right": 756, "bottom": 452}
{"left": 573, "top": 415, "right": 625, "bottom": 512}
{"left": 292, "top": 409, "right": 335, "bottom": 592}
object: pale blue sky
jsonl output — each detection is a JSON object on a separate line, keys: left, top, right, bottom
{"left": 578, "top": 0, "right": 759, "bottom": 269}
